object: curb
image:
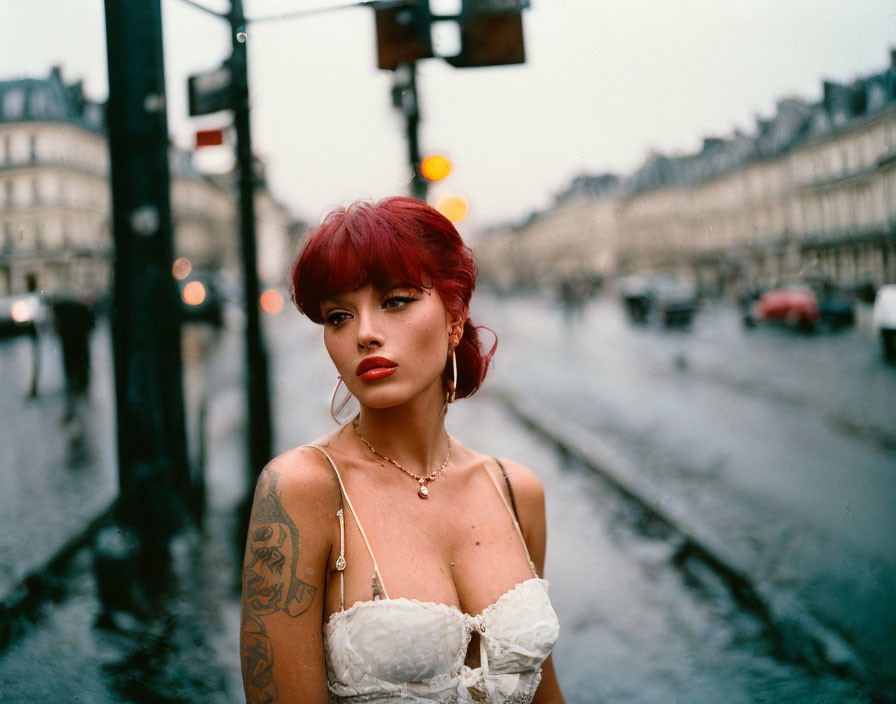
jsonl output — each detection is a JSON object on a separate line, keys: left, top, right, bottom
{"left": 494, "top": 388, "right": 872, "bottom": 686}
{"left": 0, "top": 499, "right": 117, "bottom": 650}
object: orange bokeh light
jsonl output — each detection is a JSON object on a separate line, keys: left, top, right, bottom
{"left": 260, "top": 288, "right": 285, "bottom": 315}
{"left": 435, "top": 195, "right": 469, "bottom": 223}
{"left": 172, "top": 257, "right": 192, "bottom": 280}
{"left": 421, "top": 154, "right": 452, "bottom": 182}
{"left": 183, "top": 281, "right": 206, "bottom": 306}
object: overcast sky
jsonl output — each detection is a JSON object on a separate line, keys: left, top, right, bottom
{"left": 2, "top": 1, "right": 894, "bottom": 235}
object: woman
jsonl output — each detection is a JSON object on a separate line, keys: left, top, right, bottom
{"left": 240, "top": 197, "right": 563, "bottom": 703}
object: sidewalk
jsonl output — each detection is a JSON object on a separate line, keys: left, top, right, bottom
{"left": 0, "top": 325, "right": 117, "bottom": 615}
{"left": 0, "top": 322, "right": 248, "bottom": 703}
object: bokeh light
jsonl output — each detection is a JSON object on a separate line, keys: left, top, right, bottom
{"left": 172, "top": 257, "right": 192, "bottom": 280}
{"left": 260, "top": 288, "right": 285, "bottom": 315}
{"left": 436, "top": 195, "right": 468, "bottom": 223}
{"left": 421, "top": 154, "right": 452, "bottom": 182}
{"left": 183, "top": 281, "right": 206, "bottom": 306}
{"left": 10, "top": 300, "right": 32, "bottom": 323}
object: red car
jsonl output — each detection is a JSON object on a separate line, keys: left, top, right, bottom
{"left": 744, "top": 286, "right": 819, "bottom": 332}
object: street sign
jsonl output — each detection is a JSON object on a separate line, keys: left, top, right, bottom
{"left": 187, "top": 64, "right": 232, "bottom": 116}
{"left": 195, "top": 128, "right": 224, "bottom": 148}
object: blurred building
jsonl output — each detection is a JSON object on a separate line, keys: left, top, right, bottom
{"left": 0, "top": 67, "right": 298, "bottom": 297}
{"left": 476, "top": 174, "right": 620, "bottom": 292}
{"left": 477, "top": 51, "right": 896, "bottom": 297}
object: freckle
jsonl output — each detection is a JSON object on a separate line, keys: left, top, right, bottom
{"left": 475, "top": 541, "right": 480, "bottom": 546}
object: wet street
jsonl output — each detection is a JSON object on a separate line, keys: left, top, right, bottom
{"left": 1, "top": 290, "right": 894, "bottom": 702}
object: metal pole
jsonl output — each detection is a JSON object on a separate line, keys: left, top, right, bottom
{"left": 229, "top": 0, "right": 274, "bottom": 492}
{"left": 404, "top": 62, "right": 427, "bottom": 202}
{"left": 103, "top": 0, "right": 191, "bottom": 567}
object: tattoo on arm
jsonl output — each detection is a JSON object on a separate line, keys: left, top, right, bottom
{"left": 241, "top": 470, "right": 318, "bottom": 703}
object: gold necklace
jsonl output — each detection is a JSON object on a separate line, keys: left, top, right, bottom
{"left": 352, "top": 420, "right": 451, "bottom": 499}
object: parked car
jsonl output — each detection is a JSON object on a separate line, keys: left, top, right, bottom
{"left": 651, "top": 275, "right": 699, "bottom": 327}
{"left": 618, "top": 275, "right": 652, "bottom": 324}
{"left": 0, "top": 292, "right": 48, "bottom": 339}
{"left": 817, "top": 292, "right": 856, "bottom": 330}
{"left": 744, "top": 285, "right": 819, "bottom": 332}
{"left": 872, "top": 284, "right": 896, "bottom": 362}
{"left": 618, "top": 274, "right": 698, "bottom": 327}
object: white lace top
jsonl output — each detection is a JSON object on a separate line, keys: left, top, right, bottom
{"left": 308, "top": 446, "right": 560, "bottom": 704}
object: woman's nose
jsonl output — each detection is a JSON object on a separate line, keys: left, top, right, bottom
{"left": 356, "top": 312, "right": 383, "bottom": 349}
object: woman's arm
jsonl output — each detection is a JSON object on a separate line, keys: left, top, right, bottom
{"left": 240, "top": 449, "right": 336, "bottom": 704}
{"left": 498, "top": 458, "right": 566, "bottom": 704}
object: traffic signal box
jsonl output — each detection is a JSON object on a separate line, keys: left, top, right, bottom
{"left": 375, "top": 0, "right": 526, "bottom": 70}
{"left": 375, "top": 2, "right": 433, "bottom": 70}
{"left": 447, "top": 7, "right": 525, "bottom": 68}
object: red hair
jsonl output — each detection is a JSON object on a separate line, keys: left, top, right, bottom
{"left": 290, "top": 197, "right": 496, "bottom": 400}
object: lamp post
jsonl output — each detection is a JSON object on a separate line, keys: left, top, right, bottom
{"left": 103, "top": 0, "right": 192, "bottom": 572}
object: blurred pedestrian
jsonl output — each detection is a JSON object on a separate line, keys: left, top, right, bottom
{"left": 52, "top": 296, "right": 95, "bottom": 421}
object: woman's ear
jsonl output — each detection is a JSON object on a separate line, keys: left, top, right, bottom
{"left": 447, "top": 314, "right": 464, "bottom": 344}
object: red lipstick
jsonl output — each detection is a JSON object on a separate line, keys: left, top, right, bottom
{"left": 356, "top": 356, "right": 398, "bottom": 382}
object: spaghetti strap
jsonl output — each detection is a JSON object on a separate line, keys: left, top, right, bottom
{"left": 305, "top": 445, "right": 391, "bottom": 603}
{"left": 485, "top": 459, "right": 539, "bottom": 579}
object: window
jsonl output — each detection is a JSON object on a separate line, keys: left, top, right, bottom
{"left": 2, "top": 88, "right": 25, "bottom": 120}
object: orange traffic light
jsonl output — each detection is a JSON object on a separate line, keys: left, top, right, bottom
{"left": 436, "top": 195, "right": 468, "bottom": 223}
{"left": 421, "top": 154, "right": 452, "bottom": 182}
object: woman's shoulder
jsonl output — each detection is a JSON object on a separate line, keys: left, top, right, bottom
{"left": 256, "top": 439, "right": 343, "bottom": 509}
{"left": 458, "top": 444, "right": 545, "bottom": 504}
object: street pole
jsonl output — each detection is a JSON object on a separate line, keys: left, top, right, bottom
{"left": 104, "top": 0, "right": 191, "bottom": 570}
{"left": 229, "top": 0, "right": 274, "bottom": 496}
{"left": 395, "top": 62, "right": 427, "bottom": 202}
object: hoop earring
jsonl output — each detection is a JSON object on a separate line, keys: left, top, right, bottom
{"left": 331, "top": 376, "right": 348, "bottom": 423}
{"left": 446, "top": 347, "right": 458, "bottom": 404}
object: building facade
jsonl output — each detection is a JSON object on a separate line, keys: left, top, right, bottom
{"left": 0, "top": 67, "right": 297, "bottom": 298}
{"left": 476, "top": 52, "right": 896, "bottom": 298}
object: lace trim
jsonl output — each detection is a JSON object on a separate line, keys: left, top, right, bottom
{"left": 324, "top": 577, "right": 549, "bottom": 634}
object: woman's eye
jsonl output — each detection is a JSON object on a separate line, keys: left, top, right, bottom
{"left": 384, "top": 296, "right": 415, "bottom": 309}
{"left": 325, "top": 311, "right": 350, "bottom": 325}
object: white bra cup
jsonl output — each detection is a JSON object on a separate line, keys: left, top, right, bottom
{"left": 479, "top": 579, "right": 560, "bottom": 673}
{"left": 324, "top": 578, "right": 559, "bottom": 703}
{"left": 325, "top": 599, "right": 468, "bottom": 684}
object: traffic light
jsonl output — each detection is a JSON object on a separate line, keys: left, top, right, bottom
{"left": 421, "top": 154, "right": 452, "bottom": 182}
{"left": 446, "top": 0, "right": 526, "bottom": 68}
{"left": 375, "top": 0, "right": 433, "bottom": 70}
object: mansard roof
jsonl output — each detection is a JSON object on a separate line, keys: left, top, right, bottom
{"left": 626, "top": 51, "right": 896, "bottom": 195}
{"left": 0, "top": 67, "right": 104, "bottom": 131}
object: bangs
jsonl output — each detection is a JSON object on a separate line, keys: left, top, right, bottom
{"left": 292, "top": 204, "right": 436, "bottom": 323}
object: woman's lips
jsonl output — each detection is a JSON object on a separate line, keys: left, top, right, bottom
{"left": 358, "top": 366, "right": 397, "bottom": 382}
{"left": 356, "top": 356, "right": 398, "bottom": 382}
